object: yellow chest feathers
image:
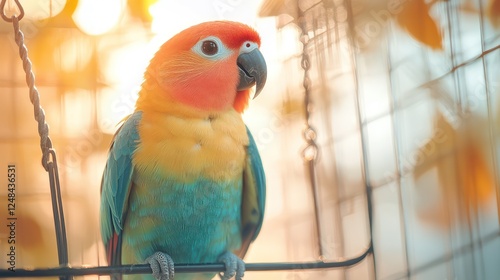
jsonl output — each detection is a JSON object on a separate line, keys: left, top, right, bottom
{"left": 133, "top": 110, "right": 249, "bottom": 183}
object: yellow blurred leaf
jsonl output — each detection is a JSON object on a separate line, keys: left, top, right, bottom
{"left": 396, "top": 0, "right": 443, "bottom": 50}
{"left": 489, "top": 0, "right": 500, "bottom": 28}
{"left": 413, "top": 112, "right": 495, "bottom": 228}
{"left": 46, "top": 0, "right": 78, "bottom": 28}
{"left": 460, "top": 0, "right": 477, "bottom": 13}
{"left": 128, "top": 0, "right": 158, "bottom": 22}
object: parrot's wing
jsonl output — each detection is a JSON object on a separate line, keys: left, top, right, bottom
{"left": 237, "top": 126, "right": 266, "bottom": 258}
{"left": 100, "top": 111, "right": 142, "bottom": 266}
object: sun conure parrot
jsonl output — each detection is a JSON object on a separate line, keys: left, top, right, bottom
{"left": 100, "top": 21, "right": 267, "bottom": 280}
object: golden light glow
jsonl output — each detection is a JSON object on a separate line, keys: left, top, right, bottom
{"left": 149, "top": 0, "right": 263, "bottom": 37}
{"left": 149, "top": 0, "right": 212, "bottom": 38}
{"left": 72, "top": 0, "right": 125, "bottom": 36}
{"left": 63, "top": 90, "right": 93, "bottom": 136}
{"left": 54, "top": 35, "right": 94, "bottom": 72}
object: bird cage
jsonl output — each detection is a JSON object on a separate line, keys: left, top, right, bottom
{"left": 259, "top": 0, "right": 500, "bottom": 279}
{"left": 0, "top": 0, "right": 499, "bottom": 279}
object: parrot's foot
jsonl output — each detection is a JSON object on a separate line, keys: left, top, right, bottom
{"left": 145, "top": 251, "right": 175, "bottom": 280}
{"left": 218, "top": 252, "right": 245, "bottom": 280}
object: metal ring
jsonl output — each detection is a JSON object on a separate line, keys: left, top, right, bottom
{"left": 0, "top": 0, "right": 24, "bottom": 22}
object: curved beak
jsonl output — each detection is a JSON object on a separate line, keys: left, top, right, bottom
{"left": 237, "top": 48, "right": 267, "bottom": 99}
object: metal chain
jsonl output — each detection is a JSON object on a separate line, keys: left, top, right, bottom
{"left": 5, "top": 4, "right": 52, "bottom": 170}
{"left": 0, "top": 0, "right": 23, "bottom": 22}
{"left": 2, "top": 1, "right": 70, "bottom": 277}
{"left": 298, "top": 11, "right": 324, "bottom": 259}
{"left": 299, "top": 20, "right": 319, "bottom": 162}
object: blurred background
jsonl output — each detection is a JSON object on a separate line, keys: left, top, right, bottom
{"left": 0, "top": 0, "right": 499, "bottom": 279}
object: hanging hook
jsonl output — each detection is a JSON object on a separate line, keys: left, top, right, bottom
{"left": 0, "top": 0, "right": 24, "bottom": 22}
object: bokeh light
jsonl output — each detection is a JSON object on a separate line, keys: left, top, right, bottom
{"left": 73, "top": 0, "right": 125, "bottom": 35}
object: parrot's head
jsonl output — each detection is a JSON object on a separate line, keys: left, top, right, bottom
{"left": 141, "top": 21, "right": 267, "bottom": 114}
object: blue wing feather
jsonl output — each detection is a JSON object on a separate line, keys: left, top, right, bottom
{"left": 245, "top": 126, "right": 266, "bottom": 240}
{"left": 236, "top": 126, "right": 265, "bottom": 258}
{"left": 100, "top": 112, "right": 142, "bottom": 255}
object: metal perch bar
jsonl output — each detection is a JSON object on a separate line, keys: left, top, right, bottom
{"left": 0, "top": 246, "right": 372, "bottom": 278}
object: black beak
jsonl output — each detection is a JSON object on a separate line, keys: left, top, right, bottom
{"left": 237, "top": 48, "right": 267, "bottom": 98}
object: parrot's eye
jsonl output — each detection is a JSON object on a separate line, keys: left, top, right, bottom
{"left": 240, "top": 41, "right": 258, "bottom": 54}
{"left": 192, "top": 36, "right": 230, "bottom": 60}
{"left": 201, "top": 40, "right": 218, "bottom": 56}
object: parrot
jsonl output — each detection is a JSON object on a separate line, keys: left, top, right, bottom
{"left": 100, "top": 21, "right": 267, "bottom": 280}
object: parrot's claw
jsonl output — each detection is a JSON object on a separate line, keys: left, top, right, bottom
{"left": 218, "top": 252, "right": 245, "bottom": 280}
{"left": 145, "top": 251, "right": 175, "bottom": 280}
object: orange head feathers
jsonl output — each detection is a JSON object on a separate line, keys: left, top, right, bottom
{"left": 137, "top": 21, "right": 267, "bottom": 114}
